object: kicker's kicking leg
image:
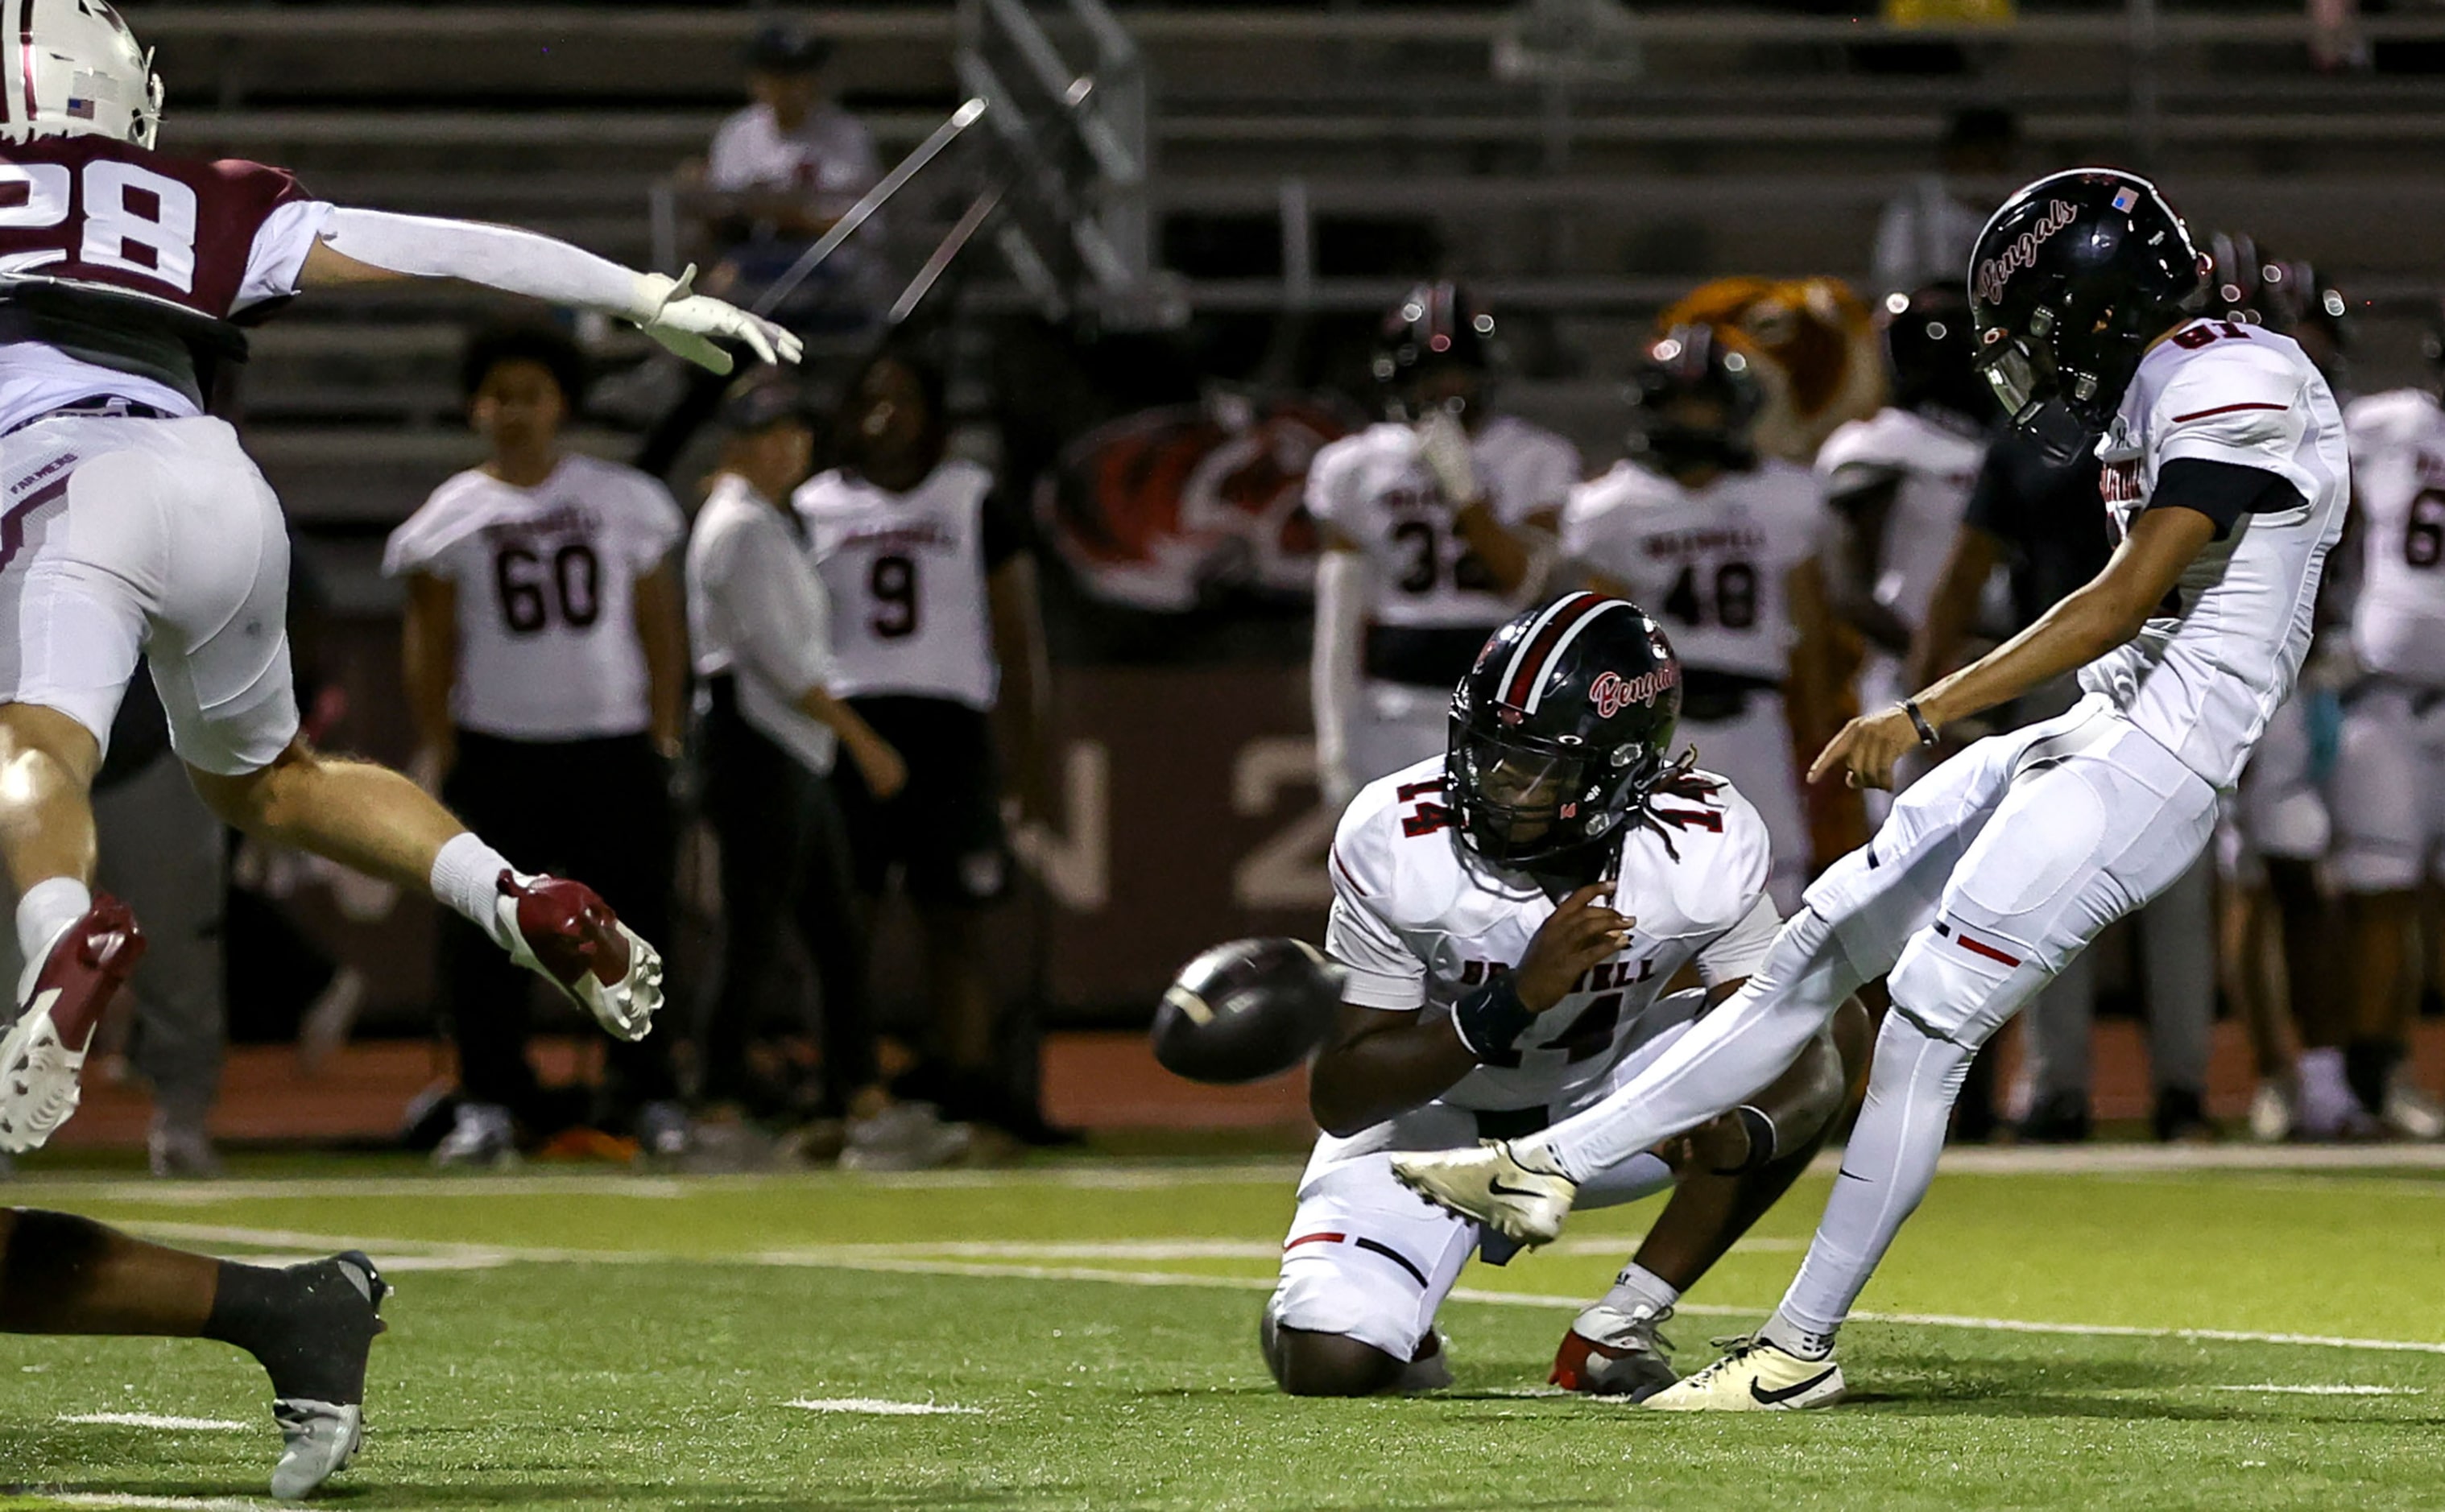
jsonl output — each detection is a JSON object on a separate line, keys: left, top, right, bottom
{"left": 188, "top": 739, "right": 663, "bottom": 1042}
{"left": 0, "top": 1206, "right": 387, "bottom": 1499}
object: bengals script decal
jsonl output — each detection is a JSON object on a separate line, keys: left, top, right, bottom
{"left": 1589, "top": 666, "right": 1678, "bottom": 717}
{"left": 1974, "top": 199, "right": 2079, "bottom": 307}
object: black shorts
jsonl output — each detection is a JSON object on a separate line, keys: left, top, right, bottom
{"left": 831, "top": 696, "right": 1010, "bottom": 907}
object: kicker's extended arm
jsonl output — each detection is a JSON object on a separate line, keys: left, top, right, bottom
{"left": 307, "top": 209, "right": 801, "bottom": 374}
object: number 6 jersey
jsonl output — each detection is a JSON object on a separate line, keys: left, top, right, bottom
{"left": 795, "top": 458, "right": 1031, "bottom": 711}
{"left": 2344, "top": 386, "right": 2445, "bottom": 689}
{"left": 383, "top": 455, "right": 685, "bottom": 741}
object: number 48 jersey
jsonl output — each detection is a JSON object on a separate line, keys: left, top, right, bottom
{"left": 795, "top": 458, "right": 1030, "bottom": 711}
{"left": 1558, "top": 458, "right": 1829, "bottom": 681}
{"left": 2344, "top": 386, "right": 2445, "bottom": 689}
{"left": 383, "top": 456, "right": 685, "bottom": 742}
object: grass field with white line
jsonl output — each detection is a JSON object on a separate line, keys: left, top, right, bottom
{"left": 4, "top": 1149, "right": 2445, "bottom": 1510}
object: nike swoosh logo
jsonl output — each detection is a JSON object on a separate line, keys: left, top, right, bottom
{"left": 1835, "top": 1167, "right": 1869, "bottom": 1183}
{"left": 1487, "top": 1178, "right": 1544, "bottom": 1200}
{"left": 1751, "top": 1366, "right": 1838, "bottom": 1406}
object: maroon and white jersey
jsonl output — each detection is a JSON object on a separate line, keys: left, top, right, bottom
{"left": 0, "top": 134, "right": 329, "bottom": 430}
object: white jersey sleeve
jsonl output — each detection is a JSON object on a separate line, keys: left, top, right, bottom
{"left": 2147, "top": 337, "right": 2324, "bottom": 498}
{"left": 237, "top": 199, "right": 335, "bottom": 313}
{"left": 1490, "top": 423, "right": 1582, "bottom": 525}
{"left": 1324, "top": 786, "right": 1429, "bottom": 1011}
{"left": 381, "top": 476, "right": 487, "bottom": 580}
{"left": 1695, "top": 894, "right": 1781, "bottom": 986}
{"left": 1814, "top": 415, "right": 1906, "bottom": 500}
{"left": 1302, "top": 432, "right": 1367, "bottom": 544}
{"left": 1617, "top": 772, "right": 1776, "bottom": 977}
{"left": 614, "top": 473, "right": 687, "bottom": 572}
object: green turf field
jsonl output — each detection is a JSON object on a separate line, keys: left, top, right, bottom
{"left": 3, "top": 1149, "right": 2445, "bottom": 1510}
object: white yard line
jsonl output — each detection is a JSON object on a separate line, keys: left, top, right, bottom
{"left": 783, "top": 1398, "right": 982, "bottom": 1415}
{"left": 29, "top": 1495, "right": 275, "bottom": 1510}
{"left": 99, "top": 1223, "right": 2445, "bottom": 1360}
{"left": 2213, "top": 1383, "right": 2424, "bottom": 1395}
{"left": 55, "top": 1413, "right": 251, "bottom": 1431}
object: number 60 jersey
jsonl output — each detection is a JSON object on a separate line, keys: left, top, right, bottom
{"left": 1326, "top": 758, "right": 1780, "bottom": 1122}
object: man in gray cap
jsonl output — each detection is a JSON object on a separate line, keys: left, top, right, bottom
{"left": 701, "top": 26, "right": 880, "bottom": 328}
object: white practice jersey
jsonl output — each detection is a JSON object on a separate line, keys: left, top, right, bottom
{"left": 2344, "top": 387, "right": 2445, "bottom": 688}
{"left": 796, "top": 458, "right": 1015, "bottom": 709}
{"left": 1306, "top": 416, "right": 1581, "bottom": 632}
{"left": 2082, "top": 319, "right": 2349, "bottom": 789}
{"left": 1559, "top": 457, "right": 1830, "bottom": 681}
{"left": 1814, "top": 407, "right": 1986, "bottom": 631}
{"left": 1326, "top": 758, "right": 1778, "bottom": 1116}
{"left": 383, "top": 456, "right": 685, "bottom": 742}
{"left": 688, "top": 473, "right": 840, "bottom": 775}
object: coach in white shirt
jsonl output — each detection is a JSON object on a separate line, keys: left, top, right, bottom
{"left": 386, "top": 325, "right": 690, "bottom": 1165}
{"left": 688, "top": 376, "right": 958, "bottom": 1163}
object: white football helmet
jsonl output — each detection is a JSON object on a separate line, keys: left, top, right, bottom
{"left": 0, "top": 0, "right": 163, "bottom": 150}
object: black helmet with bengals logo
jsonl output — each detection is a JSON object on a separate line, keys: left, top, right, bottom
{"left": 1445, "top": 593, "right": 1684, "bottom": 869}
{"left": 1967, "top": 167, "right": 2206, "bottom": 465}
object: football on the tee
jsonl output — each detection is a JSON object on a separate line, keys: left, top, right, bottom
{"left": 1152, "top": 938, "right": 1342, "bottom": 1084}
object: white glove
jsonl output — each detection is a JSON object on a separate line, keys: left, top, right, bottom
{"left": 1415, "top": 407, "right": 1483, "bottom": 506}
{"left": 629, "top": 265, "right": 805, "bottom": 375}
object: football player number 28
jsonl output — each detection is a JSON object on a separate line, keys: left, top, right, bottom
{"left": 2405, "top": 490, "right": 2445, "bottom": 570}
{"left": 1661, "top": 560, "right": 1759, "bottom": 630}
{"left": 494, "top": 543, "right": 601, "bottom": 635}
{"left": 0, "top": 160, "right": 201, "bottom": 295}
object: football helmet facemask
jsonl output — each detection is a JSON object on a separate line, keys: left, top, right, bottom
{"left": 1446, "top": 593, "right": 1684, "bottom": 870}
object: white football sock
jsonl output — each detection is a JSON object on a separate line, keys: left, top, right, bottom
{"left": 428, "top": 833, "right": 519, "bottom": 950}
{"left": 1600, "top": 1262, "right": 1680, "bottom": 1317}
{"left": 1757, "top": 1308, "right": 1838, "bottom": 1361}
{"left": 15, "top": 877, "right": 92, "bottom": 972}
{"left": 1775, "top": 1008, "right": 1972, "bottom": 1342}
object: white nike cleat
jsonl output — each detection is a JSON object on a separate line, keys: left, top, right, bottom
{"left": 0, "top": 895, "right": 146, "bottom": 1153}
{"left": 1389, "top": 1139, "right": 1577, "bottom": 1246}
{"left": 1641, "top": 1336, "right": 1845, "bottom": 1411}
{"left": 494, "top": 874, "right": 662, "bottom": 1041}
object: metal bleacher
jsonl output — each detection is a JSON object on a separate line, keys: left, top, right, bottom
{"left": 129, "top": 2, "right": 2445, "bottom": 551}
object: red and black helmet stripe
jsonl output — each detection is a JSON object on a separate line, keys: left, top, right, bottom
{"left": 1496, "top": 591, "right": 1621, "bottom": 714}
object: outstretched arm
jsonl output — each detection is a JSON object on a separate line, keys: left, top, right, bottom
{"left": 1812, "top": 491, "right": 2226, "bottom": 790}
{"left": 299, "top": 211, "right": 800, "bottom": 374}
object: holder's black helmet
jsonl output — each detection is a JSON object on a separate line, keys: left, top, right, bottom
{"left": 1968, "top": 167, "right": 2205, "bottom": 464}
{"left": 1881, "top": 284, "right": 1988, "bottom": 425}
{"left": 1624, "top": 323, "right": 1764, "bottom": 475}
{"left": 1373, "top": 281, "right": 1495, "bottom": 419}
{"left": 1446, "top": 593, "right": 1683, "bottom": 868}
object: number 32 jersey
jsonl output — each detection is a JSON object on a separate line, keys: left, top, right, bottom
{"left": 796, "top": 459, "right": 1029, "bottom": 711}
{"left": 383, "top": 456, "right": 685, "bottom": 742}
{"left": 0, "top": 134, "right": 333, "bottom": 430}
{"left": 1305, "top": 416, "right": 1581, "bottom": 633}
{"left": 1326, "top": 758, "right": 1778, "bottom": 1117}
{"left": 2344, "top": 387, "right": 2445, "bottom": 689}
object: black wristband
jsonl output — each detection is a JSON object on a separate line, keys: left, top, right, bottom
{"left": 1451, "top": 974, "right": 1536, "bottom": 1060}
{"left": 1901, "top": 699, "right": 1939, "bottom": 746}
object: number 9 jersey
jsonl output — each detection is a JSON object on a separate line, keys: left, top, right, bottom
{"left": 795, "top": 457, "right": 1032, "bottom": 709}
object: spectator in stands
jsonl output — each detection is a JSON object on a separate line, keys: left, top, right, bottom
{"left": 699, "top": 24, "right": 882, "bottom": 332}
{"left": 1871, "top": 106, "right": 2017, "bottom": 296}
{"left": 688, "top": 372, "right": 970, "bottom": 1169}
{"left": 385, "top": 325, "right": 689, "bottom": 1166}
{"left": 796, "top": 345, "right": 1061, "bottom": 1146}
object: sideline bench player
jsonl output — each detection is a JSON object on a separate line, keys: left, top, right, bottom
{"left": 1265, "top": 593, "right": 1868, "bottom": 1398}
{"left": 0, "top": 1, "right": 796, "bottom": 1495}
{"left": 1394, "top": 168, "right": 2346, "bottom": 1409}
